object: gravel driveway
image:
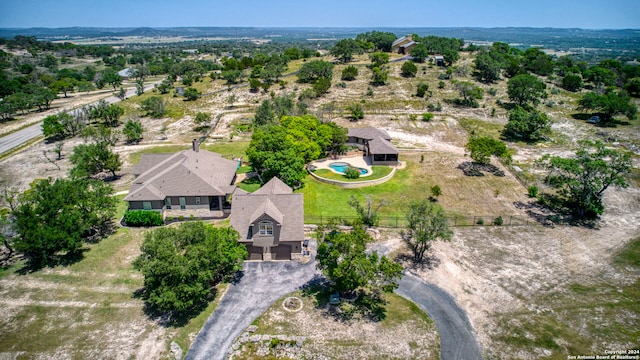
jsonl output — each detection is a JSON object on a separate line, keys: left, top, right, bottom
{"left": 184, "top": 260, "right": 319, "bottom": 360}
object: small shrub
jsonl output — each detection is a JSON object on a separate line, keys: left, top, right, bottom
{"left": 179, "top": 215, "right": 185, "bottom": 221}
{"left": 431, "top": 185, "right": 442, "bottom": 197}
{"left": 438, "top": 74, "right": 447, "bottom": 80}
{"left": 366, "top": 87, "right": 374, "bottom": 96}
{"left": 476, "top": 218, "right": 485, "bottom": 225}
{"left": 338, "top": 82, "right": 347, "bottom": 88}
{"left": 344, "top": 167, "right": 361, "bottom": 179}
{"left": 528, "top": 185, "right": 539, "bottom": 198}
{"left": 269, "top": 338, "right": 280, "bottom": 349}
{"left": 124, "top": 210, "right": 164, "bottom": 227}
{"left": 493, "top": 216, "right": 504, "bottom": 226}
{"left": 488, "top": 88, "right": 497, "bottom": 96}
{"left": 409, "top": 114, "right": 418, "bottom": 121}
{"left": 348, "top": 103, "right": 364, "bottom": 120}
{"left": 420, "top": 154, "right": 424, "bottom": 163}
{"left": 551, "top": 88, "right": 560, "bottom": 95}
{"left": 438, "top": 81, "right": 446, "bottom": 89}
{"left": 416, "top": 82, "right": 429, "bottom": 98}
{"left": 422, "top": 113, "right": 435, "bottom": 122}
{"left": 427, "top": 102, "right": 443, "bottom": 112}
{"left": 491, "top": 108, "right": 496, "bottom": 117}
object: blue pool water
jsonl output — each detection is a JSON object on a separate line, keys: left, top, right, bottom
{"left": 329, "top": 162, "right": 368, "bottom": 175}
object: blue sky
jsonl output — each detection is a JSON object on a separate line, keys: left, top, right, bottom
{"left": 0, "top": 0, "right": 638, "bottom": 29}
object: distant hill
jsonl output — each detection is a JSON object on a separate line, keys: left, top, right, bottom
{"left": 1, "top": 27, "right": 638, "bottom": 54}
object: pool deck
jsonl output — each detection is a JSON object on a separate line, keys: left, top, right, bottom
{"left": 310, "top": 155, "right": 373, "bottom": 177}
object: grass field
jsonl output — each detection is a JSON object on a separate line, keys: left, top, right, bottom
{"left": 0, "top": 197, "right": 230, "bottom": 358}
{"left": 298, "top": 153, "right": 528, "bottom": 220}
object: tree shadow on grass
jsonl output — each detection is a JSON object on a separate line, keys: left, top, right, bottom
{"left": 457, "top": 162, "right": 505, "bottom": 177}
{"left": 134, "top": 286, "right": 218, "bottom": 328}
{"left": 15, "top": 247, "right": 90, "bottom": 275}
{"left": 300, "top": 277, "right": 388, "bottom": 323}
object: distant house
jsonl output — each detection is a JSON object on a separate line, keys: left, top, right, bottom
{"left": 118, "top": 67, "right": 135, "bottom": 79}
{"left": 433, "top": 55, "right": 445, "bottom": 67}
{"left": 230, "top": 177, "right": 304, "bottom": 261}
{"left": 124, "top": 140, "right": 238, "bottom": 218}
{"left": 347, "top": 127, "right": 399, "bottom": 165}
{"left": 392, "top": 35, "right": 417, "bottom": 55}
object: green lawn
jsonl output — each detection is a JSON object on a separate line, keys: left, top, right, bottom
{"left": 298, "top": 163, "right": 414, "bottom": 219}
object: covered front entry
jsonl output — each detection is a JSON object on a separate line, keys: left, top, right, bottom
{"left": 246, "top": 245, "right": 263, "bottom": 261}
{"left": 270, "top": 245, "right": 291, "bottom": 261}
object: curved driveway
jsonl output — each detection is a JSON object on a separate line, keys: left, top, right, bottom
{"left": 185, "top": 261, "right": 483, "bottom": 360}
{"left": 184, "top": 260, "right": 319, "bottom": 360}
{"left": 397, "top": 272, "right": 483, "bottom": 360}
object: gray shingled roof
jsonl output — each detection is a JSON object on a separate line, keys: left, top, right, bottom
{"left": 125, "top": 149, "right": 238, "bottom": 201}
{"left": 347, "top": 127, "right": 391, "bottom": 141}
{"left": 253, "top": 177, "right": 293, "bottom": 195}
{"left": 230, "top": 178, "right": 304, "bottom": 242}
{"left": 368, "top": 136, "right": 399, "bottom": 155}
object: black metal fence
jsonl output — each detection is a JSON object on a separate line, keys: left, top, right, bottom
{"left": 305, "top": 215, "right": 539, "bottom": 228}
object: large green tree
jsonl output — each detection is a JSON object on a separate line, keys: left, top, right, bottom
{"left": 133, "top": 222, "right": 247, "bottom": 313}
{"left": 401, "top": 200, "right": 452, "bottom": 263}
{"left": 578, "top": 90, "right": 637, "bottom": 124}
{"left": 69, "top": 142, "right": 121, "bottom": 178}
{"left": 503, "top": 106, "right": 551, "bottom": 142}
{"left": 401, "top": 61, "right": 418, "bottom": 78}
{"left": 410, "top": 44, "right": 429, "bottom": 63}
{"left": 122, "top": 118, "right": 143, "bottom": 144}
{"left": 454, "top": 81, "right": 484, "bottom": 107}
{"left": 355, "top": 31, "right": 397, "bottom": 52}
{"left": 297, "top": 60, "right": 334, "bottom": 83}
{"left": 465, "top": 136, "right": 510, "bottom": 165}
{"left": 507, "top": 73, "right": 547, "bottom": 107}
{"left": 540, "top": 140, "right": 632, "bottom": 218}
{"left": 316, "top": 223, "right": 402, "bottom": 294}
{"left": 12, "top": 178, "right": 116, "bottom": 267}
{"left": 89, "top": 100, "right": 124, "bottom": 127}
{"left": 247, "top": 115, "right": 346, "bottom": 188}
{"left": 331, "top": 39, "right": 364, "bottom": 63}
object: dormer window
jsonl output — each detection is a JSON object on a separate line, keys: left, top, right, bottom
{"left": 259, "top": 221, "right": 273, "bottom": 235}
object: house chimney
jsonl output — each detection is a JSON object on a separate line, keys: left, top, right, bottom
{"left": 192, "top": 139, "right": 199, "bottom": 152}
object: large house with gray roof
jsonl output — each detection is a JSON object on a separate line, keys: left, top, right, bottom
{"left": 392, "top": 35, "right": 417, "bottom": 54}
{"left": 230, "top": 177, "right": 304, "bottom": 261}
{"left": 347, "top": 127, "right": 399, "bottom": 165}
{"left": 124, "top": 140, "right": 238, "bottom": 218}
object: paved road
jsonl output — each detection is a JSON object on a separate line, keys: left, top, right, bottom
{"left": 0, "top": 82, "right": 158, "bottom": 156}
{"left": 184, "top": 260, "right": 320, "bottom": 360}
{"left": 397, "top": 272, "right": 484, "bottom": 360}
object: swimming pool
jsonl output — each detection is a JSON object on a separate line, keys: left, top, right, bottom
{"left": 329, "top": 162, "right": 369, "bottom": 175}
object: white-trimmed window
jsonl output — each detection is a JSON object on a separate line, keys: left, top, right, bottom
{"left": 259, "top": 221, "right": 273, "bottom": 235}
{"left": 195, "top": 197, "right": 201, "bottom": 205}
{"left": 143, "top": 201, "right": 152, "bottom": 210}
{"left": 164, "top": 197, "right": 172, "bottom": 209}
